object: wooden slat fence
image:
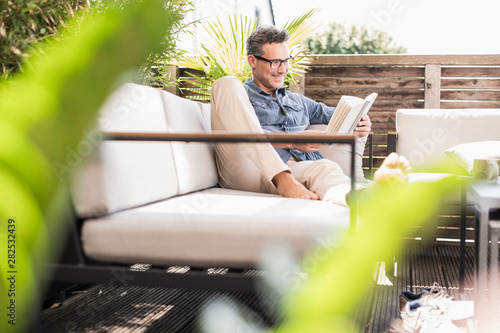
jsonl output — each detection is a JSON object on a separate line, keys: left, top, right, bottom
{"left": 178, "top": 67, "right": 209, "bottom": 101}
{"left": 302, "top": 54, "right": 500, "bottom": 170}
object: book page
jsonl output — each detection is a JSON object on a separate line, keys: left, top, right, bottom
{"left": 326, "top": 93, "right": 377, "bottom": 135}
{"left": 346, "top": 92, "right": 378, "bottom": 134}
{"left": 325, "top": 96, "right": 361, "bottom": 135}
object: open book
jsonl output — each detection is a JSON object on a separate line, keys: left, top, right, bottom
{"left": 325, "top": 93, "right": 378, "bottom": 135}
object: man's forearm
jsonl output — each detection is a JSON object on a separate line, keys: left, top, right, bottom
{"left": 272, "top": 142, "right": 294, "bottom": 149}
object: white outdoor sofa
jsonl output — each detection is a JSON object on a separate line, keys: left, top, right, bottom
{"left": 47, "top": 82, "right": 367, "bottom": 292}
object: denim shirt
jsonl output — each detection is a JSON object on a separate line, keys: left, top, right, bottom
{"left": 243, "top": 78, "right": 335, "bottom": 163}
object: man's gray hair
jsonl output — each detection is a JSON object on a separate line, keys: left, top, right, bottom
{"left": 246, "top": 25, "right": 290, "bottom": 56}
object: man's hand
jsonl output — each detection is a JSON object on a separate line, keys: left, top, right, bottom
{"left": 354, "top": 115, "right": 372, "bottom": 137}
{"left": 272, "top": 129, "right": 323, "bottom": 152}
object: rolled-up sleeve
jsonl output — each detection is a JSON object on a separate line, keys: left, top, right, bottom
{"left": 302, "top": 95, "right": 335, "bottom": 125}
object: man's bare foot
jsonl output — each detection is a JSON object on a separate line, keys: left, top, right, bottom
{"left": 272, "top": 171, "right": 319, "bottom": 200}
{"left": 373, "top": 152, "right": 411, "bottom": 183}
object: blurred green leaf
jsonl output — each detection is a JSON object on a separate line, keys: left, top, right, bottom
{"left": 0, "top": 1, "right": 190, "bottom": 331}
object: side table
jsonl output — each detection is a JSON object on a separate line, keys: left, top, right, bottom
{"left": 467, "top": 181, "right": 500, "bottom": 308}
{"left": 489, "top": 220, "right": 500, "bottom": 311}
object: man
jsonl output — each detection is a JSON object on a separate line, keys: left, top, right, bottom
{"left": 210, "top": 25, "right": 409, "bottom": 207}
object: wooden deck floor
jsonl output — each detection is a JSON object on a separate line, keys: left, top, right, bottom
{"left": 355, "top": 244, "right": 475, "bottom": 332}
{"left": 41, "top": 244, "right": 478, "bottom": 332}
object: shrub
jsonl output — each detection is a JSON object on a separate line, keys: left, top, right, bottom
{"left": 305, "top": 22, "right": 407, "bottom": 55}
{"left": 0, "top": 0, "right": 193, "bottom": 87}
{"left": 0, "top": 0, "right": 91, "bottom": 79}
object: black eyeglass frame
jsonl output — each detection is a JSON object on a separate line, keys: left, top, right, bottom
{"left": 253, "top": 55, "right": 294, "bottom": 69}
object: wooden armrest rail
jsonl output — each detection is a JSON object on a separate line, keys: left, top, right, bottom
{"left": 102, "top": 132, "right": 356, "bottom": 145}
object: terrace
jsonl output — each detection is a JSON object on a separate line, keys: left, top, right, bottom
{"left": 39, "top": 54, "right": 500, "bottom": 332}
{"left": 40, "top": 244, "right": 479, "bottom": 332}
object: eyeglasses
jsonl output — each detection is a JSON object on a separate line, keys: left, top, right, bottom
{"left": 254, "top": 55, "right": 294, "bottom": 69}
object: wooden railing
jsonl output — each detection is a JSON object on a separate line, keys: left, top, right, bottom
{"left": 177, "top": 54, "right": 500, "bottom": 170}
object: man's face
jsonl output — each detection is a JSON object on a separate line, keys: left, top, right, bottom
{"left": 248, "top": 42, "right": 290, "bottom": 96}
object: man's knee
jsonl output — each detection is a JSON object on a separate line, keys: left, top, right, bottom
{"left": 212, "top": 76, "right": 241, "bottom": 94}
{"left": 312, "top": 159, "right": 344, "bottom": 173}
{"left": 306, "top": 159, "right": 350, "bottom": 182}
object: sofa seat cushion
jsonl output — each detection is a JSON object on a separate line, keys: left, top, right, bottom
{"left": 81, "top": 188, "right": 350, "bottom": 268}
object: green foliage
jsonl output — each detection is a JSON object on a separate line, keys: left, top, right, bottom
{"left": 0, "top": 0, "right": 90, "bottom": 79}
{"left": 0, "top": 1, "right": 187, "bottom": 331}
{"left": 173, "top": 9, "right": 321, "bottom": 101}
{"left": 305, "top": 22, "right": 407, "bottom": 55}
{"left": 0, "top": 0, "right": 193, "bottom": 87}
{"left": 135, "top": 1, "right": 194, "bottom": 88}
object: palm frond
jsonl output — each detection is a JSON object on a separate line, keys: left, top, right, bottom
{"left": 170, "top": 55, "right": 205, "bottom": 71}
{"left": 200, "top": 15, "right": 257, "bottom": 80}
{"left": 184, "top": 71, "right": 212, "bottom": 89}
{"left": 173, "top": 9, "right": 321, "bottom": 101}
{"left": 284, "top": 8, "right": 321, "bottom": 47}
{"left": 182, "top": 71, "right": 213, "bottom": 100}
{"left": 185, "top": 94, "right": 211, "bottom": 101}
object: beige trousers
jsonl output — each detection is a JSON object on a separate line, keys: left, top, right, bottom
{"left": 210, "top": 76, "right": 351, "bottom": 207}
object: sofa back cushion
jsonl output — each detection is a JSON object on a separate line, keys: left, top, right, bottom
{"left": 72, "top": 83, "right": 179, "bottom": 218}
{"left": 396, "top": 109, "right": 500, "bottom": 168}
{"left": 308, "top": 124, "right": 367, "bottom": 181}
{"left": 160, "top": 90, "right": 218, "bottom": 195}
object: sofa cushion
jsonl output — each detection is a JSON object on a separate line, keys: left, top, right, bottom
{"left": 408, "top": 172, "right": 473, "bottom": 206}
{"left": 445, "top": 141, "right": 500, "bottom": 175}
{"left": 308, "top": 124, "right": 367, "bottom": 181}
{"left": 72, "top": 141, "right": 179, "bottom": 218}
{"left": 81, "top": 188, "right": 350, "bottom": 267}
{"left": 99, "top": 82, "right": 170, "bottom": 133}
{"left": 396, "top": 109, "right": 500, "bottom": 169}
{"left": 71, "top": 83, "right": 179, "bottom": 218}
{"left": 160, "top": 90, "right": 218, "bottom": 195}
